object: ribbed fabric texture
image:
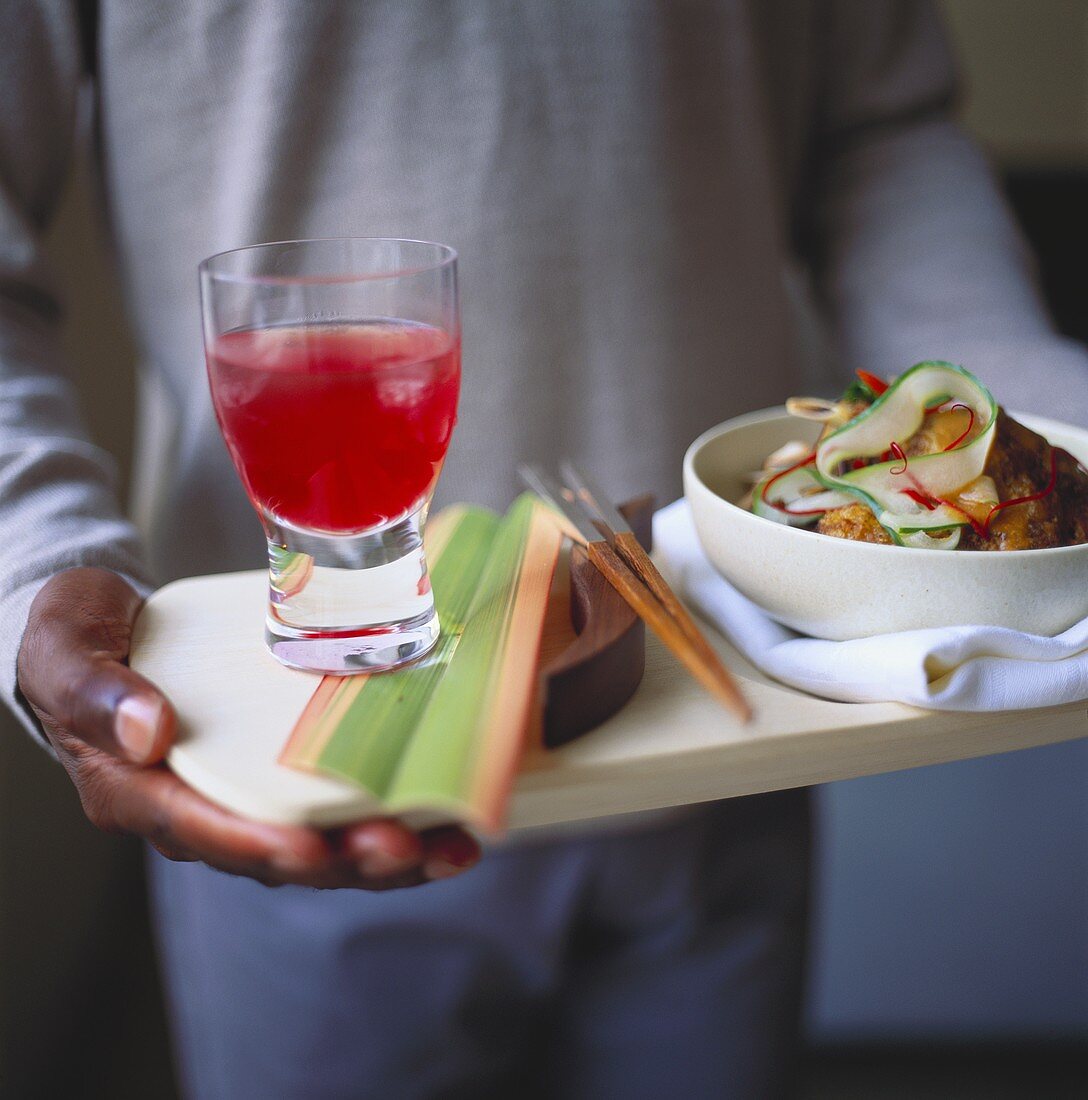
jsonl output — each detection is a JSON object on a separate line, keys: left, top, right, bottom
{"left": 1, "top": 1, "right": 1085, "bottom": 742}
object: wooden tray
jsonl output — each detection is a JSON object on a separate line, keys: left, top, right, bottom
{"left": 130, "top": 543, "right": 1086, "bottom": 833}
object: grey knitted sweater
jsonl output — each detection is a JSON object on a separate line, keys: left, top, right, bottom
{"left": 2, "top": 0, "right": 1085, "bottom": 735}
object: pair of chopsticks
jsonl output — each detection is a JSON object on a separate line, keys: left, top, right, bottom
{"left": 519, "top": 462, "right": 752, "bottom": 723}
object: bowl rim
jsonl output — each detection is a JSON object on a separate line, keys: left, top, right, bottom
{"left": 683, "top": 406, "right": 1088, "bottom": 559}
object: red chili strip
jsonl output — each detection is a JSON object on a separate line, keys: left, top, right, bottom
{"left": 889, "top": 442, "right": 908, "bottom": 474}
{"left": 901, "top": 469, "right": 987, "bottom": 535}
{"left": 761, "top": 453, "right": 822, "bottom": 515}
{"left": 935, "top": 497, "right": 988, "bottom": 539}
{"left": 764, "top": 453, "right": 816, "bottom": 490}
{"left": 856, "top": 369, "right": 889, "bottom": 395}
{"left": 981, "top": 446, "right": 1058, "bottom": 535}
{"left": 903, "top": 488, "right": 937, "bottom": 511}
{"left": 942, "top": 403, "right": 975, "bottom": 451}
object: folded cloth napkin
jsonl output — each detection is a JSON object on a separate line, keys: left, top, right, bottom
{"left": 653, "top": 500, "right": 1088, "bottom": 711}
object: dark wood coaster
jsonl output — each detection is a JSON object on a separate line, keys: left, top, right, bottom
{"left": 540, "top": 495, "right": 654, "bottom": 748}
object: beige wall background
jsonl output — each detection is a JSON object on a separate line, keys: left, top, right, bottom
{"left": 2, "top": 3, "right": 1087, "bottom": 1095}
{"left": 941, "top": 0, "right": 1088, "bottom": 167}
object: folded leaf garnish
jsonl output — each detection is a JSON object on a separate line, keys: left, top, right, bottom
{"left": 281, "top": 505, "right": 499, "bottom": 788}
{"left": 280, "top": 494, "right": 562, "bottom": 832}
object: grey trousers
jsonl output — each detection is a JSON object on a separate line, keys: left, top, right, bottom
{"left": 150, "top": 789, "right": 811, "bottom": 1100}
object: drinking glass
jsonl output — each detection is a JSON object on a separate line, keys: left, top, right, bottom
{"left": 200, "top": 238, "right": 460, "bottom": 673}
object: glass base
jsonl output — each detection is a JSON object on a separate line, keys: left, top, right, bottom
{"left": 263, "top": 506, "right": 438, "bottom": 675}
{"left": 266, "top": 608, "right": 439, "bottom": 674}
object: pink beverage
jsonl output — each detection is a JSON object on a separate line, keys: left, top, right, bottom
{"left": 208, "top": 321, "right": 460, "bottom": 534}
{"left": 201, "top": 238, "right": 459, "bottom": 674}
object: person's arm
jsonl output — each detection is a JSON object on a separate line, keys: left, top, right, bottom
{"left": 2, "top": 6, "right": 477, "bottom": 889}
{"left": 0, "top": 6, "right": 152, "bottom": 738}
{"left": 804, "top": 0, "right": 1088, "bottom": 423}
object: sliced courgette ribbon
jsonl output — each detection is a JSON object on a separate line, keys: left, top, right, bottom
{"left": 814, "top": 361, "right": 996, "bottom": 544}
{"left": 752, "top": 461, "right": 853, "bottom": 527}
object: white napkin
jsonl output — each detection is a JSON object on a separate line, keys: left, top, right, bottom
{"left": 653, "top": 500, "right": 1088, "bottom": 711}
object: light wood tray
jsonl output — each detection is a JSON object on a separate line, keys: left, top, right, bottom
{"left": 129, "top": 566, "right": 1085, "bottom": 832}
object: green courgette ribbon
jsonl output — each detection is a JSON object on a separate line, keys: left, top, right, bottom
{"left": 816, "top": 361, "right": 997, "bottom": 546}
{"left": 754, "top": 362, "right": 998, "bottom": 548}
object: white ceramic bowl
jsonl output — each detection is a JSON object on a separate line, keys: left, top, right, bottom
{"left": 683, "top": 407, "right": 1088, "bottom": 640}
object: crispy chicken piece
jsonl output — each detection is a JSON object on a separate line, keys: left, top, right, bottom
{"left": 816, "top": 502, "right": 893, "bottom": 545}
{"left": 815, "top": 408, "right": 1088, "bottom": 550}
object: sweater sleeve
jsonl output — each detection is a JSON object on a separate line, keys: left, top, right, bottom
{"left": 0, "top": 3, "right": 154, "bottom": 742}
{"left": 805, "top": 0, "right": 1088, "bottom": 425}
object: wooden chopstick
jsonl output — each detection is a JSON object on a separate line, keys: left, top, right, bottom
{"left": 586, "top": 539, "right": 752, "bottom": 723}
{"left": 520, "top": 461, "right": 751, "bottom": 722}
{"left": 553, "top": 461, "right": 751, "bottom": 721}
{"left": 610, "top": 530, "right": 751, "bottom": 721}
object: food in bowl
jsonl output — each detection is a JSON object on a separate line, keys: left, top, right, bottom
{"left": 683, "top": 405, "right": 1088, "bottom": 638}
{"left": 749, "top": 362, "right": 1088, "bottom": 550}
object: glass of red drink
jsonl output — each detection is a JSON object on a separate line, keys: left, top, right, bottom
{"left": 200, "top": 238, "right": 460, "bottom": 673}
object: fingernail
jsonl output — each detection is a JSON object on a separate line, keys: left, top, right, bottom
{"left": 423, "top": 857, "right": 471, "bottom": 881}
{"left": 115, "top": 695, "right": 163, "bottom": 762}
{"left": 438, "top": 833, "right": 480, "bottom": 868}
{"left": 423, "top": 835, "right": 480, "bottom": 881}
{"left": 270, "top": 850, "right": 318, "bottom": 876}
{"left": 357, "top": 847, "right": 419, "bottom": 879}
{"left": 345, "top": 821, "right": 419, "bottom": 865}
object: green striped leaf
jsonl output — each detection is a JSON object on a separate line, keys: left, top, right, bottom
{"left": 280, "top": 506, "right": 500, "bottom": 789}
{"left": 280, "top": 495, "right": 563, "bottom": 830}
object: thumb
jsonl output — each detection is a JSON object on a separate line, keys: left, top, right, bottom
{"left": 18, "top": 568, "right": 176, "bottom": 765}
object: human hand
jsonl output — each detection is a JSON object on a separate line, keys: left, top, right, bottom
{"left": 16, "top": 568, "right": 480, "bottom": 889}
